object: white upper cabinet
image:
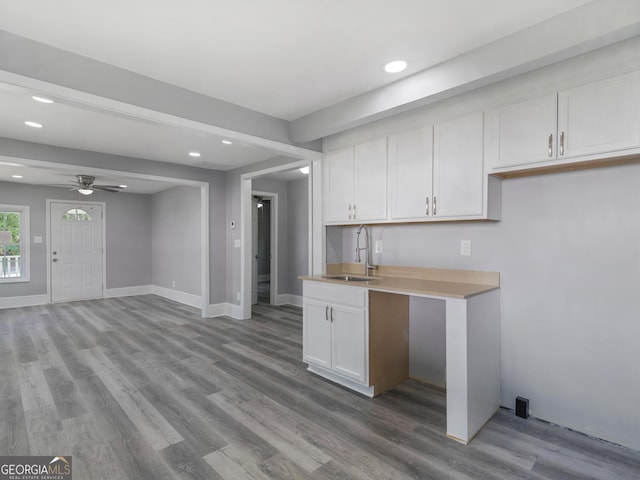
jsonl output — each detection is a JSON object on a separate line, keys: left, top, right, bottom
{"left": 558, "top": 71, "right": 640, "bottom": 159}
{"left": 386, "top": 112, "right": 496, "bottom": 223}
{"left": 388, "top": 126, "right": 433, "bottom": 221}
{"left": 486, "top": 93, "right": 557, "bottom": 169}
{"left": 354, "top": 137, "right": 387, "bottom": 222}
{"left": 433, "top": 111, "right": 485, "bottom": 218}
{"left": 487, "top": 70, "right": 640, "bottom": 172}
{"left": 324, "top": 137, "right": 387, "bottom": 224}
{"left": 324, "top": 146, "right": 355, "bottom": 223}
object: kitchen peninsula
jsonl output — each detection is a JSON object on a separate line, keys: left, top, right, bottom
{"left": 301, "top": 265, "right": 500, "bottom": 444}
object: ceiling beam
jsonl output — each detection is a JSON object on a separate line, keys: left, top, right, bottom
{"left": 0, "top": 30, "right": 321, "bottom": 152}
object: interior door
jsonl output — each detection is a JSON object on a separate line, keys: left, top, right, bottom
{"left": 251, "top": 197, "right": 259, "bottom": 305}
{"left": 50, "top": 202, "right": 103, "bottom": 302}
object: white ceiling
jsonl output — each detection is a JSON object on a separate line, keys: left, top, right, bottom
{"left": 0, "top": 0, "right": 591, "bottom": 120}
{"left": 1, "top": 0, "right": 631, "bottom": 193}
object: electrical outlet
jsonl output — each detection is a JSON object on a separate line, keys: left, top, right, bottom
{"left": 375, "top": 240, "right": 383, "bottom": 253}
{"left": 234, "top": 239, "right": 241, "bottom": 248}
{"left": 236, "top": 291, "right": 241, "bottom": 301}
{"left": 460, "top": 240, "right": 471, "bottom": 256}
{"left": 171, "top": 280, "right": 176, "bottom": 288}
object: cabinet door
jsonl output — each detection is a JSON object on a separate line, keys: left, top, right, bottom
{"left": 354, "top": 137, "right": 387, "bottom": 222}
{"left": 331, "top": 304, "right": 367, "bottom": 383}
{"left": 324, "top": 146, "right": 354, "bottom": 223}
{"left": 388, "top": 127, "right": 433, "bottom": 220}
{"left": 487, "top": 93, "right": 557, "bottom": 169}
{"left": 558, "top": 71, "right": 640, "bottom": 158}
{"left": 303, "top": 300, "right": 332, "bottom": 368}
{"left": 433, "top": 112, "right": 484, "bottom": 218}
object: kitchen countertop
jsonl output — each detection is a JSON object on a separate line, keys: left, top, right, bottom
{"left": 301, "top": 264, "right": 500, "bottom": 299}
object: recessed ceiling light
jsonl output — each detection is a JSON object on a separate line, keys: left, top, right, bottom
{"left": 11, "top": 175, "right": 23, "bottom": 179}
{"left": 32, "top": 95, "right": 54, "bottom": 104}
{"left": 24, "top": 121, "right": 43, "bottom": 128}
{"left": 384, "top": 60, "right": 407, "bottom": 73}
{"left": 299, "top": 166, "right": 310, "bottom": 175}
{"left": 119, "top": 185, "right": 127, "bottom": 189}
{"left": 222, "top": 140, "right": 232, "bottom": 145}
{"left": 189, "top": 152, "right": 201, "bottom": 157}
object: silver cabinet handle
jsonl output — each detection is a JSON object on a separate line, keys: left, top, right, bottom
{"left": 330, "top": 306, "right": 334, "bottom": 323}
{"left": 325, "top": 305, "right": 329, "bottom": 321}
{"left": 347, "top": 204, "right": 352, "bottom": 220}
{"left": 548, "top": 133, "right": 553, "bottom": 157}
{"left": 560, "top": 131, "right": 565, "bottom": 156}
{"left": 353, "top": 204, "right": 356, "bottom": 220}
{"left": 433, "top": 196, "right": 437, "bottom": 216}
{"left": 425, "top": 196, "right": 429, "bottom": 216}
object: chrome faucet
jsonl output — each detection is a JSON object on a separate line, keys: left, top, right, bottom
{"left": 355, "top": 224, "right": 378, "bottom": 276}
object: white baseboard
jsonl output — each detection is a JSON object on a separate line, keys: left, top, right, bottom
{"left": 257, "top": 274, "right": 271, "bottom": 282}
{"left": 104, "top": 285, "right": 153, "bottom": 298}
{"left": 276, "top": 293, "right": 303, "bottom": 307}
{"left": 152, "top": 285, "right": 202, "bottom": 309}
{"left": 205, "top": 302, "right": 244, "bottom": 319}
{"left": 0, "top": 294, "right": 49, "bottom": 309}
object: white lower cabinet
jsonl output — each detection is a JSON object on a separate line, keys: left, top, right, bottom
{"left": 303, "top": 282, "right": 367, "bottom": 385}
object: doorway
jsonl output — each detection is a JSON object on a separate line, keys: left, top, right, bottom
{"left": 252, "top": 192, "right": 276, "bottom": 305}
{"left": 49, "top": 201, "right": 105, "bottom": 302}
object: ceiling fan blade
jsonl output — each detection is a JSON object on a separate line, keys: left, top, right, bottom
{"left": 92, "top": 184, "right": 124, "bottom": 189}
{"left": 93, "top": 186, "right": 121, "bottom": 192}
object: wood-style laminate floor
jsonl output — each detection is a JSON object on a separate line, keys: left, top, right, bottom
{"left": 1, "top": 295, "right": 639, "bottom": 479}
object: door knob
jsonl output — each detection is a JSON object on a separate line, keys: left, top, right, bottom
{"left": 52, "top": 258, "right": 58, "bottom": 262}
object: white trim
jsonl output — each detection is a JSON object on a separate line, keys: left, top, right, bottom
{"left": 104, "top": 285, "right": 153, "bottom": 298}
{"left": 200, "top": 184, "right": 210, "bottom": 317}
{"left": 307, "top": 364, "right": 375, "bottom": 397}
{"left": 152, "top": 285, "right": 202, "bottom": 309}
{"left": 0, "top": 294, "right": 48, "bottom": 309}
{"left": 276, "top": 294, "right": 303, "bottom": 307}
{"left": 206, "top": 302, "right": 243, "bottom": 319}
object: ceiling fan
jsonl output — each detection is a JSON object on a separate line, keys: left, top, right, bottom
{"left": 57, "top": 175, "right": 125, "bottom": 195}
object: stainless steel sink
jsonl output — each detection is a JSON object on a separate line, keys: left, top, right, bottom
{"left": 323, "top": 275, "right": 376, "bottom": 282}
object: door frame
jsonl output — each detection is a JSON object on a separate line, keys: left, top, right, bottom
{"left": 252, "top": 190, "right": 278, "bottom": 305}
{"left": 240, "top": 157, "right": 324, "bottom": 320}
{"left": 46, "top": 199, "right": 107, "bottom": 303}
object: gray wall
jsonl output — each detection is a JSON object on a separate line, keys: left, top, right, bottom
{"left": 287, "top": 178, "right": 309, "bottom": 296}
{"left": 151, "top": 186, "right": 201, "bottom": 295}
{"left": 334, "top": 162, "right": 640, "bottom": 450}
{"left": 0, "top": 181, "right": 152, "bottom": 297}
{"left": 0, "top": 138, "right": 227, "bottom": 304}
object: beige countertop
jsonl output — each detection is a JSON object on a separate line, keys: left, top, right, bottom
{"left": 301, "top": 264, "right": 500, "bottom": 299}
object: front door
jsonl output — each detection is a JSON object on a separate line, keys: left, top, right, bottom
{"left": 50, "top": 202, "right": 103, "bottom": 302}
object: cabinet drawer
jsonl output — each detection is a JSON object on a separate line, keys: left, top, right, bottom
{"left": 303, "top": 281, "right": 366, "bottom": 308}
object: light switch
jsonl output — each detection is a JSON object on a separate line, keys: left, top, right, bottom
{"left": 375, "top": 240, "right": 383, "bottom": 253}
{"left": 460, "top": 240, "right": 471, "bottom": 256}
{"left": 33, "top": 236, "right": 43, "bottom": 244}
